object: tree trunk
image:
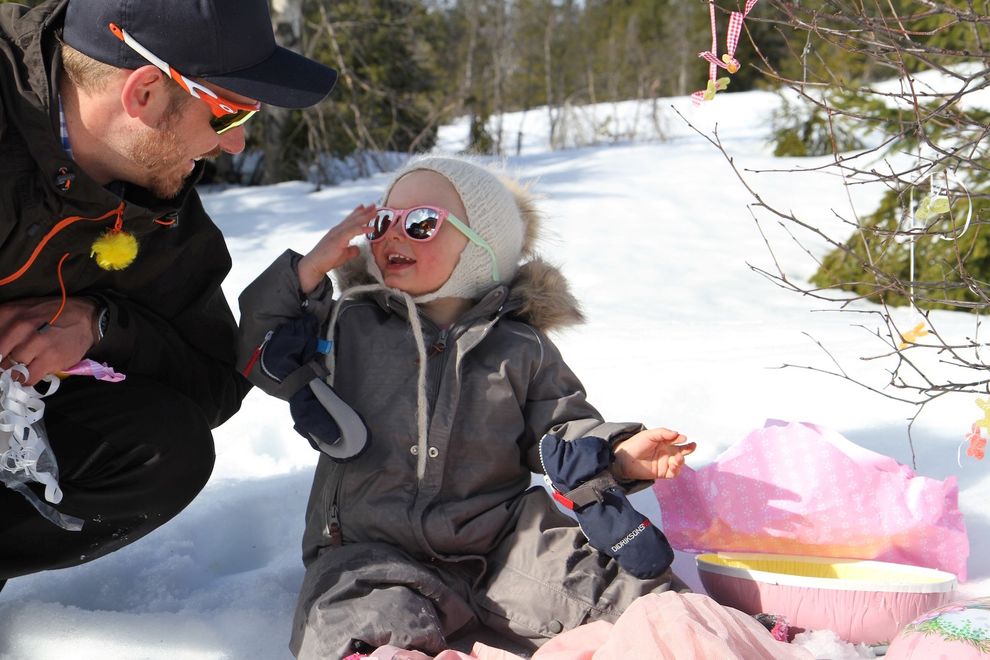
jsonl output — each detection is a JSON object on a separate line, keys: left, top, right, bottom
{"left": 544, "top": 5, "right": 557, "bottom": 148}
{"left": 260, "top": 0, "right": 305, "bottom": 184}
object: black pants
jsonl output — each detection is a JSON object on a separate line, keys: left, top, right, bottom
{"left": 0, "top": 375, "right": 215, "bottom": 580}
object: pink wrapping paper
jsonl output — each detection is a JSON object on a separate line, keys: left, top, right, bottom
{"left": 57, "top": 359, "right": 125, "bottom": 382}
{"left": 653, "top": 420, "right": 969, "bottom": 580}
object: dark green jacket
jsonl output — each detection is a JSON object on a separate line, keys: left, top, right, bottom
{"left": 0, "top": 0, "right": 249, "bottom": 425}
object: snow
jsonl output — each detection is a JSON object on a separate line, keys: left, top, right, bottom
{"left": 2, "top": 88, "right": 986, "bottom": 659}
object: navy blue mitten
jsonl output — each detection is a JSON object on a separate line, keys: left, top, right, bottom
{"left": 539, "top": 433, "right": 674, "bottom": 578}
{"left": 260, "top": 313, "right": 368, "bottom": 462}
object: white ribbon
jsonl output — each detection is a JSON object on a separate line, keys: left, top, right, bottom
{"left": 0, "top": 363, "right": 63, "bottom": 504}
{"left": 898, "top": 167, "right": 973, "bottom": 331}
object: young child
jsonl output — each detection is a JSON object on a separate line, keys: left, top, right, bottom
{"left": 237, "top": 156, "right": 696, "bottom": 659}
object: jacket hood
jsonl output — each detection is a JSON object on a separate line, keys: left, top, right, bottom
{"left": 0, "top": 0, "right": 66, "bottom": 115}
{"left": 335, "top": 175, "right": 584, "bottom": 333}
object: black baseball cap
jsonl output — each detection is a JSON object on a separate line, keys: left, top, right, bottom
{"left": 62, "top": 0, "right": 337, "bottom": 108}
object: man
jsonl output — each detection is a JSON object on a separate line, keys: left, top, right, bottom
{"left": 0, "top": 0, "right": 337, "bottom": 585}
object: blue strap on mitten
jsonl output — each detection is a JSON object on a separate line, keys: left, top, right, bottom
{"left": 260, "top": 313, "right": 368, "bottom": 462}
{"left": 539, "top": 433, "right": 674, "bottom": 578}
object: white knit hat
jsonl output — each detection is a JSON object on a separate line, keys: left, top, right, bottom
{"left": 365, "top": 156, "right": 526, "bottom": 302}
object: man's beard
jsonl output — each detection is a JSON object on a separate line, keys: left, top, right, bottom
{"left": 126, "top": 97, "right": 206, "bottom": 199}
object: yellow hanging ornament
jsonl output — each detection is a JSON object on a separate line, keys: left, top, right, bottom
{"left": 897, "top": 322, "right": 929, "bottom": 349}
{"left": 91, "top": 228, "right": 138, "bottom": 270}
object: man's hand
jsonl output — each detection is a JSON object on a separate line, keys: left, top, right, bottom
{"left": 611, "top": 427, "right": 697, "bottom": 482}
{"left": 0, "top": 297, "right": 99, "bottom": 385}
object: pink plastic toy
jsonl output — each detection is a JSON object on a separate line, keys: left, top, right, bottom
{"left": 886, "top": 596, "right": 990, "bottom": 658}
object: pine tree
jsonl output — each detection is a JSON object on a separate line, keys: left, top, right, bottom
{"left": 738, "top": 0, "right": 990, "bottom": 411}
{"left": 767, "top": 1, "right": 990, "bottom": 311}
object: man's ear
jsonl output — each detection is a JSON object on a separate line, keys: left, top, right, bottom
{"left": 119, "top": 64, "right": 171, "bottom": 124}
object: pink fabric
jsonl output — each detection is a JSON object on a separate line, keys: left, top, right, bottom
{"left": 528, "top": 621, "right": 611, "bottom": 659}
{"left": 653, "top": 420, "right": 969, "bottom": 579}
{"left": 373, "top": 593, "right": 812, "bottom": 660}
{"left": 582, "top": 592, "right": 812, "bottom": 660}
{"left": 454, "top": 648, "right": 521, "bottom": 660}
{"left": 369, "top": 644, "right": 522, "bottom": 660}
{"left": 532, "top": 593, "right": 812, "bottom": 659}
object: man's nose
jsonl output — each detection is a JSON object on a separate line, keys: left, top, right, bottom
{"left": 218, "top": 125, "right": 246, "bottom": 155}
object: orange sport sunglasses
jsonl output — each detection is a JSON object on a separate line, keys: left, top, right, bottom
{"left": 108, "top": 22, "right": 261, "bottom": 134}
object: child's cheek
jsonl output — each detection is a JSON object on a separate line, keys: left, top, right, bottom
{"left": 370, "top": 244, "right": 387, "bottom": 271}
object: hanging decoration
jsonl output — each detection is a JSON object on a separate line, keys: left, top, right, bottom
{"left": 900, "top": 169, "right": 972, "bottom": 349}
{"left": 897, "top": 322, "right": 929, "bottom": 350}
{"left": 899, "top": 167, "right": 981, "bottom": 463}
{"left": 975, "top": 397, "right": 990, "bottom": 430}
{"left": 965, "top": 423, "right": 986, "bottom": 461}
{"left": 961, "top": 397, "right": 990, "bottom": 464}
{"left": 692, "top": 0, "right": 760, "bottom": 105}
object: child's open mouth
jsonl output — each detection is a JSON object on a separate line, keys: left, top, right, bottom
{"left": 386, "top": 253, "right": 415, "bottom": 267}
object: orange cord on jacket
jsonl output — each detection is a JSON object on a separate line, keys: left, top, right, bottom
{"left": 0, "top": 201, "right": 125, "bottom": 329}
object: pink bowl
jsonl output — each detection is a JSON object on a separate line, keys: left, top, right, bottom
{"left": 697, "top": 552, "right": 957, "bottom": 644}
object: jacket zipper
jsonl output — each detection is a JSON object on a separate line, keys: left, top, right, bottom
{"left": 327, "top": 503, "right": 342, "bottom": 547}
{"left": 426, "top": 329, "right": 449, "bottom": 420}
{"left": 323, "top": 463, "right": 345, "bottom": 547}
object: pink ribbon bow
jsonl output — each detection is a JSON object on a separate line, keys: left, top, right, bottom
{"left": 692, "top": 0, "right": 760, "bottom": 105}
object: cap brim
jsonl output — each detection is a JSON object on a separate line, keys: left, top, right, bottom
{"left": 205, "top": 46, "right": 337, "bottom": 108}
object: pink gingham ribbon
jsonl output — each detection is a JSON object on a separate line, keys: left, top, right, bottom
{"left": 693, "top": 0, "right": 760, "bottom": 104}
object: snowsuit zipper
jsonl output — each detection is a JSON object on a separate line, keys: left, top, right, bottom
{"left": 426, "top": 329, "right": 449, "bottom": 419}
{"left": 322, "top": 463, "right": 345, "bottom": 547}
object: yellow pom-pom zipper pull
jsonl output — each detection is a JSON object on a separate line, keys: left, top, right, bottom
{"left": 91, "top": 215, "right": 138, "bottom": 271}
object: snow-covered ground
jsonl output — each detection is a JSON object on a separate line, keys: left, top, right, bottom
{"left": 1, "top": 89, "right": 984, "bottom": 659}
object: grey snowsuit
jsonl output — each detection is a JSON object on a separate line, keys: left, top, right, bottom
{"left": 238, "top": 250, "right": 684, "bottom": 658}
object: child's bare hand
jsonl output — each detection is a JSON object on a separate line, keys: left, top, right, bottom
{"left": 297, "top": 204, "right": 377, "bottom": 294}
{"left": 611, "top": 428, "right": 696, "bottom": 482}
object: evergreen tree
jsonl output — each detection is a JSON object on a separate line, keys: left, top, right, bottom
{"left": 738, "top": 0, "right": 990, "bottom": 410}
{"left": 4, "top": 0, "right": 793, "bottom": 181}
{"left": 301, "top": 0, "right": 439, "bottom": 165}
{"left": 766, "top": 1, "right": 990, "bottom": 311}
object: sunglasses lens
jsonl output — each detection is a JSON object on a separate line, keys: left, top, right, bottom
{"left": 404, "top": 208, "right": 441, "bottom": 240}
{"left": 367, "top": 210, "right": 395, "bottom": 241}
{"left": 210, "top": 109, "right": 257, "bottom": 135}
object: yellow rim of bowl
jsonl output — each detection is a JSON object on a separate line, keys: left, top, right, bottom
{"left": 696, "top": 552, "right": 958, "bottom": 593}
